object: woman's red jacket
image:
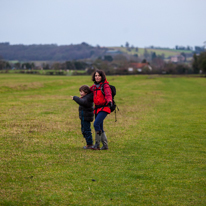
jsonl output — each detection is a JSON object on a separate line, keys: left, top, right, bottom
{"left": 90, "top": 79, "right": 113, "bottom": 114}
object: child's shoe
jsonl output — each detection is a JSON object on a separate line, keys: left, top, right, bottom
{"left": 83, "top": 145, "right": 93, "bottom": 149}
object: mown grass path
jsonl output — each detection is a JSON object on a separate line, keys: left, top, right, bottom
{"left": 0, "top": 74, "right": 205, "bottom": 205}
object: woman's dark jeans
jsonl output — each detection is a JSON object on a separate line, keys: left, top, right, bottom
{"left": 94, "top": 111, "right": 108, "bottom": 132}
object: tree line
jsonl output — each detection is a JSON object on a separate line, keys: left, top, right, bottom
{"left": 1, "top": 51, "right": 206, "bottom": 75}
{"left": 0, "top": 42, "right": 106, "bottom": 61}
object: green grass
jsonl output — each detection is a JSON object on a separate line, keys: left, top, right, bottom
{"left": 0, "top": 74, "right": 205, "bottom": 205}
{"left": 2, "top": 69, "right": 86, "bottom": 76}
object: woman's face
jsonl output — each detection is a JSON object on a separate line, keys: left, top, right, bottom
{"left": 95, "top": 72, "right": 102, "bottom": 83}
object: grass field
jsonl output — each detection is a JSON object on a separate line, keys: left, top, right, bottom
{"left": 110, "top": 47, "right": 193, "bottom": 58}
{"left": 0, "top": 74, "right": 206, "bottom": 205}
{"left": 3, "top": 70, "right": 71, "bottom": 75}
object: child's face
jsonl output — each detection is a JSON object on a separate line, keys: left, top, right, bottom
{"left": 80, "top": 90, "right": 87, "bottom": 98}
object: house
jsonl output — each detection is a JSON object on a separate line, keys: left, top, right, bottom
{"left": 170, "top": 55, "right": 185, "bottom": 63}
{"left": 128, "top": 67, "right": 134, "bottom": 72}
{"left": 129, "top": 62, "right": 152, "bottom": 72}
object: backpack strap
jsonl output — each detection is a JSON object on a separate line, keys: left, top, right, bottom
{"left": 93, "top": 83, "right": 108, "bottom": 114}
{"left": 100, "top": 83, "right": 107, "bottom": 96}
{"left": 114, "top": 104, "right": 119, "bottom": 122}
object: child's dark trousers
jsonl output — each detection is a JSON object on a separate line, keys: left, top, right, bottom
{"left": 81, "top": 120, "right": 93, "bottom": 145}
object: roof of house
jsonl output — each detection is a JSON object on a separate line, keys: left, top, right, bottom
{"left": 130, "top": 62, "right": 148, "bottom": 68}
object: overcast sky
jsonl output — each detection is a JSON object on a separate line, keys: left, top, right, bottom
{"left": 1, "top": 0, "right": 206, "bottom": 49}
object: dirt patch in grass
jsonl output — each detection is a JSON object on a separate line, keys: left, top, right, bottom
{"left": 22, "top": 95, "right": 68, "bottom": 101}
{"left": 0, "top": 82, "right": 44, "bottom": 93}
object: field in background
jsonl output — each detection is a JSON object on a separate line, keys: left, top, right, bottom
{"left": 7, "top": 47, "right": 194, "bottom": 66}
{"left": 110, "top": 46, "right": 193, "bottom": 58}
{"left": 0, "top": 74, "right": 205, "bottom": 205}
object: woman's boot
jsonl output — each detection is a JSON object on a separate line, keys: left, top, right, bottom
{"left": 92, "top": 131, "right": 101, "bottom": 150}
{"left": 100, "top": 132, "right": 108, "bottom": 150}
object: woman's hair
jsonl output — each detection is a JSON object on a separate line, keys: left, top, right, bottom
{"left": 79, "top": 85, "right": 91, "bottom": 94}
{"left": 91, "top": 70, "right": 106, "bottom": 82}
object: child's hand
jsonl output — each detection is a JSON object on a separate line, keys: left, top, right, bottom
{"left": 71, "top": 96, "right": 74, "bottom": 100}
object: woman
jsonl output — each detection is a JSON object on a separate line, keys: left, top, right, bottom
{"left": 90, "top": 70, "right": 113, "bottom": 150}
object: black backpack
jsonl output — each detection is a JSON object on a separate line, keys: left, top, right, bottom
{"left": 101, "top": 83, "right": 119, "bottom": 121}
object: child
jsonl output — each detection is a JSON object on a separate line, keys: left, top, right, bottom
{"left": 71, "top": 85, "right": 94, "bottom": 149}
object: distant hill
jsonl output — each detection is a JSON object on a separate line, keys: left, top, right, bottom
{"left": 0, "top": 42, "right": 107, "bottom": 61}
{"left": 0, "top": 42, "right": 195, "bottom": 62}
{"left": 109, "top": 46, "right": 194, "bottom": 59}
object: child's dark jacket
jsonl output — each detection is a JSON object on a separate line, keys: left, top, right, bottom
{"left": 73, "top": 93, "right": 94, "bottom": 122}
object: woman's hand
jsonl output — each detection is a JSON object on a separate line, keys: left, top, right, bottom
{"left": 108, "top": 101, "right": 113, "bottom": 108}
{"left": 71, "top": 96, "right": 73, "bottom": 100}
